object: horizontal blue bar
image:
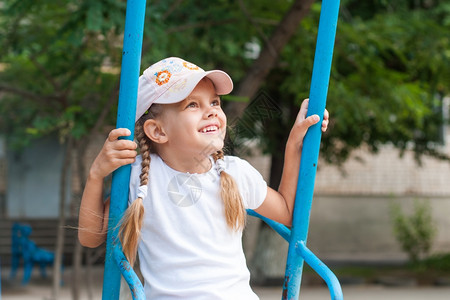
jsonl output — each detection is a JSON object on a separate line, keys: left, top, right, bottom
{"left": 296, "top": 241, "right": 343, "bottom": 300}
{"left": 246, "top": 209, "right": 291, "bottom": 242}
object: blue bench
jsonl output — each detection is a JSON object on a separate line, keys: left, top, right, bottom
{"left": 10, "top": 223, "right": 56, "bottom": 285}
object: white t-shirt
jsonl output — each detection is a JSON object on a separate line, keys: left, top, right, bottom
{"left": 128, "top": 154, "right": 267, "bottom": 299}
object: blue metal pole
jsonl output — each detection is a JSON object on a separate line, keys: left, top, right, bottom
{"left": 102, "top": 1, "right": 147, "bottom": 299}
{"left": 297, "top": 242, "right": 343, "bottom": 300}
{"left": 282, "top": 1, "right": 340, "bottom": 299}
{"left": 113, "top": 247, "right": 145, "bottom": 300}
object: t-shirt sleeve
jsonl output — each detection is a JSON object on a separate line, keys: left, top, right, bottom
{"left": 228, "top": 157, "right": 267, "bottom": 210}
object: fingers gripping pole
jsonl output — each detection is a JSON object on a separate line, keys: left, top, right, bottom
{"left": 282, "top": 0, "right": 341, "bottom": 299}
{"left": 103, "top": 1, "right": 147, "bottom": 299}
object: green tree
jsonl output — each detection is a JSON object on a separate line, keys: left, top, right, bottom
{"left": 0, "top": 0, "right": 314, "bottom": 296}
{"left": 391, "top": 199, "right": 436, "bottom": 263}
{"left": 235, "top": 0, "right": 450, "bottom": 281}
{"left": 0, "top": 1, "right": 129, "bottom": 298}
{"left": 1, "top": 0, "right": 450, "bottom": 294}
{"left": 238, "top": 0, "right": 450, "bottom": 190}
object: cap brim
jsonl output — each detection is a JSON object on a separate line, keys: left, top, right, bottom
{"left": 205, "top": 70, "right": 233, "bottom": 95}
{"left": 153, "top": 70, "right": 233, "bottom": 105}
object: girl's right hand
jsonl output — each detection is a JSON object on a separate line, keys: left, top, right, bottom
{"left": 89, "top": 128, "right": 138, "bottom": 180}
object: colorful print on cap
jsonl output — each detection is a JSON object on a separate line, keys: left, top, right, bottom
{"left": 151, "top": 58, "right": 203, "bottom": 87}
{"left": 183, "top": 61, "right": 200, "bottom": 70}
{"left": 155, "top": 70, "right": 171, "bottom": 86}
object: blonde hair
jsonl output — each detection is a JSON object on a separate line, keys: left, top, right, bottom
{"left": 119, "top": 105, "right": 245, "bottom": 265}
{"left": 211, "top": 151, "right": 246, "bottom": 230}
{"left": 119, "top": 105, "right": 159, "bottom": 265}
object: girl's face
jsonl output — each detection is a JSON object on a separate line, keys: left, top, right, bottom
{"left": 158, "top": 78, "right": 227, "bottom": 159}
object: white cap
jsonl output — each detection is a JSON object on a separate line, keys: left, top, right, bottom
{"left": 136, "top": 57, "right": 233, "bottom": 122}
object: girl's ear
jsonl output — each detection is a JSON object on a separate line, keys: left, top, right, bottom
{"left": 143, "top": 119, "right": 168, "bottom": 144}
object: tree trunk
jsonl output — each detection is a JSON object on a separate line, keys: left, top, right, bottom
{"left": 249, "top": 137, "right": 289, "bottom": 283}
{"left": 71, "top": 241, "right": 82, "bottom": 300}
{"left": 249, "top": 82, "right": 303, "bottom": 283}
{"left": 85, "top": 248, "right": 95, "bottom": 300}
{"left": 249, "top": 222, "right": 289, "bottom": 285}
{"left": 52, "top": 137, "right": 73, "bottom": 299}
{"left": 225, "top": 0, "right": 315, "bottom": 119}
{"left": 67, "top": 80, "right": 119, "bottom": 300}
{"left": 70, "top": 141, "right": 88, "bottom": 300}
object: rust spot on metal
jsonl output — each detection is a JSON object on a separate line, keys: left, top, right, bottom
{"left": 120, "top": 260, "right": 131, "bottom": 271}
{"left": 131, "top": 286, "right": 139, "bottom": 298}
{"left": 282, "top": 275, "right": 290, "bottom": 300}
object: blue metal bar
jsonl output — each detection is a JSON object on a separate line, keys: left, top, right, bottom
{"left": 246, "top": 209, "right": 291, "bottom": 242}
{"left": 102, "top": 1, "right": 147, "bottom": 299}
{"left": 113, "top": 247, "right": 145, "bottom": 300}
{"left": 282, "top": 0, "right": 341, "bottom": 299}
{"left": 248, "top": 209, "right": 342, "bottom": 299}
{"left": 297, "top": 242, "right": 343, "bottom": 300}
{"left": 247, "top": 210, "right": 342, "bottom": 299}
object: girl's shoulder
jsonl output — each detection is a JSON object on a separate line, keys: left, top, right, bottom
{"left": 131, "top": 153, "right": 160, "bottom": 167}
{"left": 222, "top": 155, "right": 260, "bottom": 177}
{"left": 131, "top": 154, "right": 142, "bottom": 167}
{"left": 222, "top": 155, "right": 267, "bottom": 209}
{"left": 222, "top": 155, "right": 244, "bottom": 172}
{"left": 130, "top": 153, "right": 161, "bottom": 177}
{"left": 129, "top": 154, "right": 162, "bottom": 201}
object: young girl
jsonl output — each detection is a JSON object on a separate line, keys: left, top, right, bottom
{"left": 79, "top": 57, "right": 329, "bottom": 299}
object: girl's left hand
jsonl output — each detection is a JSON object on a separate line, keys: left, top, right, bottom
{"left": 256, "top": 99, "right": 330, "bottom": 226}
{"left": 287, "top": 98, "right": 329, "bottom": 150}
{"left": 321, "top": 105, "right": 330, "bottom": 132}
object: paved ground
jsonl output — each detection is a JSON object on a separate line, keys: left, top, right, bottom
{"left": 3, "top": 267, "right": 450, "bottom": 299}
{"left": 3, "top": 282, "right": 450, "bottom": 300}
{"left": 257, "top": 285, "right": 450, "bottom": 300}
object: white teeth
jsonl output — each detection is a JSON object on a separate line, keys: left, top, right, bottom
{"left": 201, "top": 126, "right": 218, "bottom": 133}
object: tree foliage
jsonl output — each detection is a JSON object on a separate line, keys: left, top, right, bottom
{"left": 0, "top": 0, "right": 290, "bottom": 148}
{"left": 1, "top": 0, "right": 449, "bottom": 165}
{"left": 239, "top": 0, "right": 450, "bottom": 167}
{"left": 390, "top": 199, "right": 436, "bottom": 262}
{"left": 0, "top": 0, "right": 126, "bottom": 148}
{"left": 1, "top": 0, "right": 449, "bottom": 291}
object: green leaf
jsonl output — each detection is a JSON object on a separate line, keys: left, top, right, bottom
{"left": 86, "top": 2, "right": 103, "bottom": 31}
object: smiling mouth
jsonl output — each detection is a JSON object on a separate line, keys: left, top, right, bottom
{"left": 199, "top": 125, "right": 219, "bottom": 133}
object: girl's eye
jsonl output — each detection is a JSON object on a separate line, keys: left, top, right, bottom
{"left": 186, "top": 102, "right": 198, "bottom": 108}
{"left": 211, "top": 99, "right": 220, "bottom": 106}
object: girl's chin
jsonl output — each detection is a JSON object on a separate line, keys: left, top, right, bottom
{"left": 205, "top": 140, "right": 224, "bottom": 154}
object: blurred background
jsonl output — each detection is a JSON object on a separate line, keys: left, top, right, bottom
{"left": 0, "top": 0, "right": 449, "bottom": 299}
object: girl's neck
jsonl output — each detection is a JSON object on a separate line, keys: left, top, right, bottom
{"left": 158, "top": 151, "right": 213, "bottom": 174}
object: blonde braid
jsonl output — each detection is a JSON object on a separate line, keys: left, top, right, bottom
{"left": 119, "top": 112, "right": 156, "bottom": 265}
{"left": 138, "top": 127, "right": 151, "bottom": 187}
{"left": 212, "top": 150, "right": 246, "bottom": 230}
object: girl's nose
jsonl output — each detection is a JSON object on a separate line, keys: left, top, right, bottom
{"left": 205, "top": 107, "right": 218, "bottom": 119}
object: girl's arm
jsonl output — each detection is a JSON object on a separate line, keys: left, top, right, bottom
{"left": 254, "top": 99, "right": 329, "bottom": 226}
{"left": 78, "top": 128, "right": 137, "bottom": 247}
